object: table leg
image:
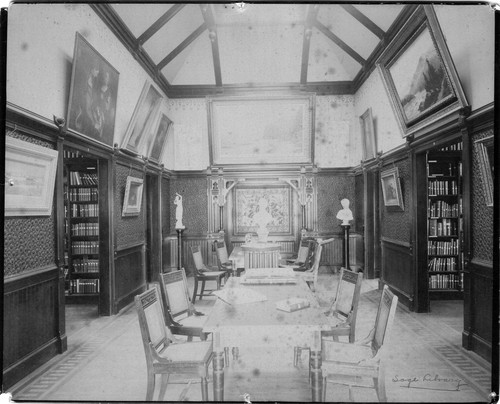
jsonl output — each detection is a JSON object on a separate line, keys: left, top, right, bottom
{"left": 310, "top": 349, "right": 322, "bottom": 402}
{"left": 213, "top": 350, "right": 225, "bottom": 401}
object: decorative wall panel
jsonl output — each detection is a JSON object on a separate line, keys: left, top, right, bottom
{"left": 354, "top": 173, "right": 364, "bottom": 232}
{"left": 169, "top": 177, "right": 208, "bottom": 234}
{"left": 161, "top": 176, "right": 170, "bottom": 236}
{"left": 471, "top": 128, "right": 494, "bottom": 262}
{"left": 4, "top": 133, "right": 56, "bottom": 277}
{"left": 114, "top": 163, "right": 145, "bottom": 248}
{"left": 316, "top": 174, "right": 356, "bottom": 233}
{"left": 380, "top": 158, "right": 411, "bottom": 243}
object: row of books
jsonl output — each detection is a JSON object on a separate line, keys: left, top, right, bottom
{"left": 428, "top": 200, "right": 461, "bottom": 218}
{"left": 428, "top": 218, "right": 458, "bottom": 237}
{"left": 428, "top": 179, "right": 459, "bottom": 196}
{"left": 72, "top": 241, "right": 99, "bottom": 255}
{"left": 64, "top": 150, "right": 84, "bottom": 159}
{"left": 428, "top": 257, "right": 457, "bottom": 272}
{"left": 428, "top": 162, "right": 461, "bottom": 177}
{"left": 428, "top": 240, "right": 459, "bottom": 255}
{"left": 68, "top": 279, "right": 100, "bottom": 294}
{"left": 69, "top": 171, "right": 98, "bottom": 186}
{"left": 71, "top": 223, "right": 99, "bottom": 237}
{"left": 429, "top": 274, "right": 462, "bottom": 290}
{"left": 72, "top": 258, "right": 99, "bottom": 273}
{"left": 71, "top": 204, "right": 98, "bottom": 217}
{"left": 69, "top": 188, "right": 98, "bottom": 202}
{"left": 439, "top": 143, "right": 463, "bottom": 151}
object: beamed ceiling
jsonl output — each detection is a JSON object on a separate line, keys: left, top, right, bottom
{"left": 92, "top": 3, "right": 418, "bottom": 98}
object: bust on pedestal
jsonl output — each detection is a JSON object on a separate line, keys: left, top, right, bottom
{"left": 336, "top": 198, "right": 353, "bottom": 270}
{"left": 253, "top": 198, "right": 273, "bottom": 243}
{"left": 174, "top": 193, "right": 185, "bottom": 270}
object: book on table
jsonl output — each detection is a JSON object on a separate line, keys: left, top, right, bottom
{"left": 275, "top": 297, "right": 310, "bottom": 312}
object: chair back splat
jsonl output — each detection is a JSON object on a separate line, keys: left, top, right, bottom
{"left": 190, "top": 245, "right": 227, "bottom": 302}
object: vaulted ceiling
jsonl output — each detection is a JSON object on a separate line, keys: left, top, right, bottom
{"left": 93, "top": 3, "right": 417, "bottom": 98}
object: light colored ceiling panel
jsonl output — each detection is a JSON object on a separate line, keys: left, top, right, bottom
{"left": 213, "top": 3, "right": 307, "bottom": 27}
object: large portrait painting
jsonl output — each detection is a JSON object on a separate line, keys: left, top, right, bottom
{"left": 121, "top": 81, "right": 162, "bottom": 154}
{"left": 67, "top": 32, "right": 119, "bottom": 147}
{"left": 234, "top": 186, "right": 292, "bottom": 235}
{"left": 208, "top": 94, "right": 315, "bottom": 165}
{"left": 377, "top": 5, "right": 468, "bottom": 138}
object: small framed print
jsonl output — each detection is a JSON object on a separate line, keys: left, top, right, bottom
{"left": 122, "top": 176, "right": 144, "bottom": 217}
{"left": 380, "top": 167, "right": 404, "bottom": 210}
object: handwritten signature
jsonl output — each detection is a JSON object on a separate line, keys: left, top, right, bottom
{"left": 392, "top": 374, "right": 467, "bottom": 391}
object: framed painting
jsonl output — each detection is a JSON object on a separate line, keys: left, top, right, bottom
{"left": 66, "top": 32, "right": 119, "bottom": 147}
{"left": 380, "top": 167, "right": 404, "bottom": 210}
{"left": 475, "top": 135, "right": 494, "bottom": 207}
{"left": 207, "top": 94, "right": 315, "bottom": 166}
{"left": 5, "top": 136, "right": 58, "bottom": 216}
{"left": 360, "top": 108, "right": 376, "bottom": 161}
{"left": 377, "top": 5, "right": 468, "bottom": 138}
{"left": 147, "top": 112, "right": 172, "bottom": 164}
{"left": 121, "top": 81, "right": 162, "bottom": 154}
{"left": 233, "top": 185, "right": 293, "bottom": 236}
{"left": 122, "top": 176, "right": 144, "bottom": 217}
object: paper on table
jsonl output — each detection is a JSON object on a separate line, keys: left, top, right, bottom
{"left": 212, "top": 287, "right": 268, "bottom": 305}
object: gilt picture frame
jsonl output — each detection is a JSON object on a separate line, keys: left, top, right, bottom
{"left": 380, "top": 167, "right": 404, "bottom": 210}
{"left": 475, "top": 135, "right": 494, "bottom": 207}
{"left": 360, "top": 107, "right": 376, "bottom": 161}
{"left": 122, "top": 176, "right": 144, "bottom": 217}
{"left": 376, "top": 5, "right": 468, "bottom": 138}
{"left": 66, "top": 32, "right": 119, "bottom": 148}
{"left": 5, "top": 136, "right": 59, "bottom": 216}
{"left": 121, "top": 81, "right": 162, "bottom": 154}
{"left": 147, "top": 112, "right": 172, "bottom": 164}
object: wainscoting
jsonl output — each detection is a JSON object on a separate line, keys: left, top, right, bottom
{"left": 381, "top": 237, "right": 414, "bottom": 310}
{"left": 3, "top": 265, "right": 66, "bottom": 389}
{"left": 113, "top": 243, "right": 146, "bottom": 314}
{"left": 462, "top": 258, "right": 492, "bottom": 362}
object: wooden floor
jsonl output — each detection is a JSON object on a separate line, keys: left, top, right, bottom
{"left": 8, "top": 271, "right": 491, "bottom": 402}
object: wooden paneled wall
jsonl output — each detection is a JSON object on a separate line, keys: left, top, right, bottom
{"left": 113, "top": 244, "right": 146, "bottom": 313}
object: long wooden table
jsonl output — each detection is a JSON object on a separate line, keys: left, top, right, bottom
{"left": 203, "top": 275, "right": 327, "bottom": 401}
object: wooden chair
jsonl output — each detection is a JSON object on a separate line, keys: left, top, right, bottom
{"left": 321, "top": 285, "right": 398, "bottom": 402}
{"left": 294, "top": 238, "right": 334, "bottom": 292}
{"left": 134, "top": 284, "right": 213, "bottom": 401}
{"left": 294, "top": 268, "right": 363, "bottom": 366}
{"left": 159, "top": 269, "right": 209, "bottom": 341}
{"left": 214, "top": 240, "right": 244, "bottom": 277}
{"left": 280, "top": 238, "right": 315, "bottom": 271}
{"left": 190, "top": 245, "right": 227, "bottom": 303}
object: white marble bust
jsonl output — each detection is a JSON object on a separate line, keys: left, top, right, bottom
{"left": 336, "top": 198, "right": 353, "bottom": 225}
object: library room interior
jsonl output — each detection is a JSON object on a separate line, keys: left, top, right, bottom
{"left": 3, "top": 3, "right": 497, "bottom": 402}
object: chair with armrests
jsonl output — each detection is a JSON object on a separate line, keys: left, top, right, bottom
{"left": 294, "top": 268, "right": 363, "bottom": 366}
{"left": 294, "top": 238, "right": 334, "bottom": 292}
{"left": 134, "top": 284, "right": 213, "bottom": 401}
{"left": 321, "top": 285, "right": 398, "bottom": 402}
{"left": 280, "top": 238, "right": 315, "bottom": 271}
{"left": 214, "top": 240, "right": 244, "bottom": 277}
{"left": 190, "top": 244, "right": 227, "bottom": 303}
{"left": 159, "top": 269, "right": 209, "bottom": 342}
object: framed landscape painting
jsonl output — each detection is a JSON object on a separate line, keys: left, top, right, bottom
{"left": 377, "top": 5, "right": 468, "bottom": 138}
{"left": 147, "top": 112, "right": 172, "bottom": 164}
{"left": 67, "top": 32, "right": 119, "bottom": 147}
{"left": 380, "top": 167, "right": 404, "bottom": 210}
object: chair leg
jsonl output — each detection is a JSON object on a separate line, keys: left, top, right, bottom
{"left": 146, "top": 369, "right": 155, "bottom": 401}
{"left": 158, "top": 373, "right": 169, "bottom": 401}
{"left": 375, "top": 365, "right": 387, "bottom": 402}
{"left": 322, "top": 376, "right": 327, "bottom": 402}
{"left": 192, "top": 279, "right": 198, "bottom": 303}
{"left": 200, "top": 281, "right": 206, "bottom": 300}
{"left": 201, "top": 377, "right": 208, "bottom": 401}
{"left": 293, "top": 347, "right": 299, "bottom": 367}
{"left": 224, "top": 347, "right": 230, "bottom": 367}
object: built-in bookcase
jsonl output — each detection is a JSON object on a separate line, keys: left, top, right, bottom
{"left": 426, "top": 142, "right": 463, "bottom": 299}
{"left": 64, "top": 149, "right": 100, "bottom": 303}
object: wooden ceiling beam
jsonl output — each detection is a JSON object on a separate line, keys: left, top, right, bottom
{"left": 157, "top": 22, "right": 207, "bottom": 71}
{"left": 340, "top": 5, "right": 385, "bottom": 39}
{"left": 137, "top": 4, "right": 185, "bottom": 45}
{"left": 300, "top": 5, "right": 320, "bottom": 84}
{"left": 314, "top": 20, "right": 365, "bottom": 67}
{"left": 200, "top": 5, "right": 222, "bottom": 87}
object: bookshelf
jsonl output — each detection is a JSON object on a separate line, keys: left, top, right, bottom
{"left": 64, "top": 150, "right": 100, "bottom": 303}
{"left": 426, "top": 142, "right": 463, "bottom": 300}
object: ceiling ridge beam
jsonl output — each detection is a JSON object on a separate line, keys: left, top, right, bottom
{"left": 300, "top": 5, "right": 320, "bottom": 84}
{"left": 157, "top": 22, "right": 207, "bottom": 71}
{"left": 200, "top": 5, "right": 222, "bottom": 87}
{"left": 314, "top": 20, "right": 366, "bottom": 67}
{"left": 138, "top": 4, "right": 185, "bottom": 45}
{"left": 340, "top": 5, "right": 385, "bottom": 39}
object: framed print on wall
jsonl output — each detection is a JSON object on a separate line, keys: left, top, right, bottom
{"left": 380, "top": 167, "right": 404, "bottom": 210}
{"left": 360, "top": 108, "right": 377, "bottom": 161}
{"left": 122, "top": 176, "right": 144, "bottom": 217}
{"left": 5, "top": 136, "right": 59, "bottom": 216}
{"left": 376, "top": 5, "right": 468, "bottom": 139}
{"left": 66, "top": 32, "right": 119, "bottom": 147}
{"left": 147, "top": 112, "right": 172, "bottom": 164}
{"left": 121, "top": 81, "right": 162, "bottom": 154}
